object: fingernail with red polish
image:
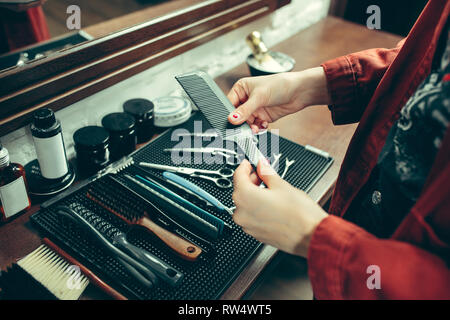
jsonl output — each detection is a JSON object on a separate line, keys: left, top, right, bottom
{"left": 231, "top": 112, "right": 240, "bottom": 122}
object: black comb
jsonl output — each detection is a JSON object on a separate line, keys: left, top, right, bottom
{"left": 175, "top": 71, "right": 267, "bottom": 168}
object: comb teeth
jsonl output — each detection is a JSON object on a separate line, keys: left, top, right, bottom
{"left": 176, "top": 72, "right": 265, "bottom": 167}
{"left": 17, "top": 244, "right": 90, "bottom": 300}
{"left": 233, "top": 135, "right": 267, "bottom": 167}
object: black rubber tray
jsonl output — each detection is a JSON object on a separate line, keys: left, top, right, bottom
{"left": 30, "top": 112, "right": 333, "bottom": 300}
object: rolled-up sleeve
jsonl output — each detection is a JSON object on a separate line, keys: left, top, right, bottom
{"left": 321, "top": 39, "right": 405, "bottom": 125}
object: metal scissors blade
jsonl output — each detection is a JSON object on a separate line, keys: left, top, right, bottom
{"left": 139, "top": 162, "right": 234, "bottom": 178}
{"left": 163, "top": 147, "right": 238, "bottom": 155}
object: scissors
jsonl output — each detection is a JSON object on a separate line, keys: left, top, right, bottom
{"left": 163, "top": 147, "right": 244, "bottom": 166}
{"left": 139, "top": 162, "right": 234, "bottom": 189}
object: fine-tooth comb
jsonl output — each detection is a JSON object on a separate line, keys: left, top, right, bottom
{"left": 175, "top": 71, "right": 267, "bottom": 168}
{"left": 85, "top": 185, "right": 202, "bottom": 262}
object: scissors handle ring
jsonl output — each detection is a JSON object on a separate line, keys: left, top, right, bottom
{"left": 217, "top": 167, "right": 234, "bottom": 178}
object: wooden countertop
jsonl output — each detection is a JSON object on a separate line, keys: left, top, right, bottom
{"left": 0, "top": 16, "right": 402, "bottom": 300}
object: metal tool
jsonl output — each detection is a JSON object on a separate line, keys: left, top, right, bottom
{"left": 57, "top": 204, "right": 184, "bottom": 287}
{"left": 163, "top": 147, "right": 244, "bottom": 165}
{"left": 139, "top": 162, "right": 234, "bottom": 189}
{"left": 271, "top": 153, "right": 282, "bottom": 172}
{"left": 175, "top": 132, "right": 219, "bottom": 138}
{"left": 281, "top": 158, "right": 295, "bottom": 180}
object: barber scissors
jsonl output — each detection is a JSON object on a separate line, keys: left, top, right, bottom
{"left": 139, "top": 162, "right": 234, "bottom": 189}
{"left": 163, "top": 147, "right": 244, "bottom": 165}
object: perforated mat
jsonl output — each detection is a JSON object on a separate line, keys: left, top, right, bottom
{"left": 30, "top": 112, "right": 333, "bottom": 300}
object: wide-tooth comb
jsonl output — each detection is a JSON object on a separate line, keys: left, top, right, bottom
{"left": 86, "top": 186, "right": 202, "bottom": 261}
{"left": 58, "top": 203, "right": 183, "bottom": 287}
{"left": 175, "top": 71, "right": 266, "bottom": 167}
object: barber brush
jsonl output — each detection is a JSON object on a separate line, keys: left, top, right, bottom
{"left": 86, "top": 185, "right": 202, "bottom": 261}
{"left": 0, "top": 245, "right": 88, "bottom": 300}
{"left": 0, "top": 238, "right": 128, "bottom": 300}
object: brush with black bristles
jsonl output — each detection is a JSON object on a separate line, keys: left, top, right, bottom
{"left": 86, "top": 184, "right": 202, "bottom": 262}
{"left": 0, "top": 238, "right": 127, "bottom": 300}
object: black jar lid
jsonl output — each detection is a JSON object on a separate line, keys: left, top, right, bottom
{"left": 33, "top": 108, "right": 57, "bottom": 129}
{"left": 73, "top": 126, "right": 109, "bottom": 150}
{"left": 123, "top": 98, "right": 154, "bottom": 119}
{"left": 101, "top": 112, "right": 136, "bottom": 133}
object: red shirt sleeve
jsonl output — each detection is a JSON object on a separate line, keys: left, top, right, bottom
{"left": 307, "top": 215, "right": 450, "bottom": 299}
{"left": 321, "top": 39, "right": 405, "bottom": 125}
{"left": 0, "top": 6, "right": 50, "bottom": 54}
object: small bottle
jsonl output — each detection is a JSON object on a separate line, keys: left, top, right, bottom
{"left": 30, "top": 108, "right": 69, "bottom": 180}
{"left": 0, "top": 144, "right": 31, "bottom": 222}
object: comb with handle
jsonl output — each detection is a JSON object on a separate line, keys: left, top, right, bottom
{"left": 57, "top": 203, "right": 184, "bottom": 287}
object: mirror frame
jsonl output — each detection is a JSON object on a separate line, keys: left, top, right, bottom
{"left": 0, "top": 0, "right": 290, "bottom": 136}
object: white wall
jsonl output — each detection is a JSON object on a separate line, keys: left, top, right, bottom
{"left": 1, "top": 0, "right": 330, "bottom": 166}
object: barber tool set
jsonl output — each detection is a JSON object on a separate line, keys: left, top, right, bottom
{"left": 0, "top": 72, "right": 333, "bottom": 300}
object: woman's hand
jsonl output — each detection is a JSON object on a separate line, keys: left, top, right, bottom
{"left": 227, "top": 67, "right": 331, "bottom": 133}
{"left": 232, "top": 159, "right": 328, "bottom": 257}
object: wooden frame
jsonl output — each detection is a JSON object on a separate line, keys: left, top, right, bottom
{"left": 0, "top": 0, "right": 290, "bottom": 136}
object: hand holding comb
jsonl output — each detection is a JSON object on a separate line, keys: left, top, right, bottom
{"left": 86, "top": 187, "right": 201, "bottom": 261}
{"left": 175, "top": 71, "right": 267, "bottom": 169}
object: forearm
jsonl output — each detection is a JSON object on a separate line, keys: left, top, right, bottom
{"left": 283, "top": 67, "right": 332, "bottom": 110}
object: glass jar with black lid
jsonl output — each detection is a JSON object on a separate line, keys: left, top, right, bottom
{"left": 101, "top": 112, "right": 137, "bottom": 161}
{"left": 73, "top": 126, "right": 110, "bottom": 176}
{"left": 123, "top": 98, "right": 155, "bottom": 144}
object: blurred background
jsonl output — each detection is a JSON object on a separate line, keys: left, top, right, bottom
{"left": 42, "top": 0, "right": 167, "bottom": 37}
{"left": 0, "top": 0, "right": 429, "bottom": 58}
{"left": 330, "top": 0, "right": 429, "bottom": 36}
